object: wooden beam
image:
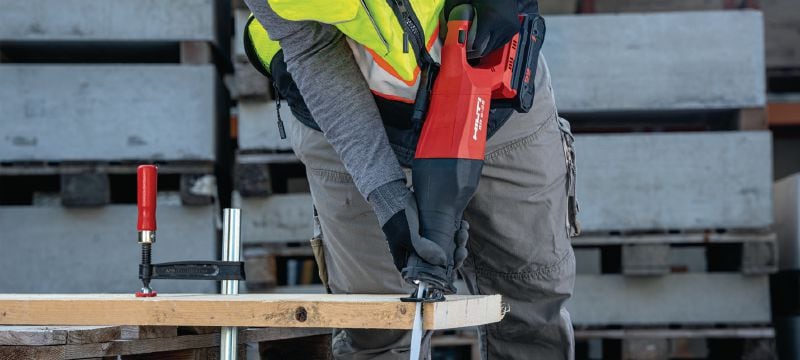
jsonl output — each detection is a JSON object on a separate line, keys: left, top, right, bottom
{"left": 0, "top": 294, "right": 502, "bottom": 330}
{"left": 0, "top": 327, "right": 326, "bottom": 360}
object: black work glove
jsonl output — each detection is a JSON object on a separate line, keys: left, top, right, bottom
{"left": 380, "top": 192, "right": 470, "bottom": 293}
{"left": 444, "top": 0, "right": 520, "bottom": 59}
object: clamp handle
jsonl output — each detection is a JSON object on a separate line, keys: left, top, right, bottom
{"left": 137, "top": 165, "right": 158, "bottom": 232}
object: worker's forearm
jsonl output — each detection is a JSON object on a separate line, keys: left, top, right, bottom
{"left": 246, "top": 1, "right": 406, "bottom": 208}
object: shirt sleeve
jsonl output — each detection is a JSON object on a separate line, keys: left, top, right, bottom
{"left": 244, "top": 0, "right": 407, "bottom": 200}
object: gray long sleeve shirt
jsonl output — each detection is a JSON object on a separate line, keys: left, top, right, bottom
{"left": 245, "top": 0, "right": 409, "bottom": 224}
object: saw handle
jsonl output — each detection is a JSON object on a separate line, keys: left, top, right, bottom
{"left": 137, "top": 165, "right": 158, "bottom": 232}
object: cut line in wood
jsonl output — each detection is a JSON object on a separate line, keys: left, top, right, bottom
{"left": 0, "top": 294, "right": 503, "bottom": 331}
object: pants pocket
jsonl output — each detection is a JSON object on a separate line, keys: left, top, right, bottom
{"left": 557, "top": 117, "right": 580, "bottom": 237}
{"left": 309, "top": 207, "right": 331, "bottom": 293}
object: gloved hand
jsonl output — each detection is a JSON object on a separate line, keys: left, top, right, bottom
{"left": 444, "top": 0, "right": 520, "bottom": 59}
{"left": 370, "top": 181, "right": 470, "bottom": 293}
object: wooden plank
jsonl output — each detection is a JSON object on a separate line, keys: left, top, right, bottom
{"left": 0, "top": 205, "right": 217, "bottom": 294}
{"left": 576, "top": 132, "right": 773, "bottom": 232}
{"left": 120, "top": 326, "right": 178, "bottom": 340}
{"left": 544, "top": 11, "right": 765, "bottom": 112}
{"left": 0, "top": 326, "right": 120, "bottom": 346}
{"left": 0, "top": 327, "right": 327, "bottom": 360}
{"left": 768, "top": 94, "right": 800, "bottom": 126}
{"left": 0, "top": 0, "right": 216, "bottom": 42}
{"left": 0, "top": 65, "right": 217, "bottom": 162}
{"left": 568, "top": 274, "right": 771, "bottom": 325}
{"left": 0, "top": 294, "right": 503, "bottom": 331}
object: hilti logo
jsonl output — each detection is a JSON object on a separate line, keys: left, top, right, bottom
{"left": 472, "top": 97, "right": 486, "bottom": 141}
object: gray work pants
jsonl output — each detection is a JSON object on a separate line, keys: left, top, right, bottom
{"left": 289, "top": 54, "right": 578, "bottom": 360}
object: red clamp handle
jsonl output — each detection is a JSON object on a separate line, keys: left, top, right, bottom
{"left": 137, "top": 165, "right": 158, "bottom": 232}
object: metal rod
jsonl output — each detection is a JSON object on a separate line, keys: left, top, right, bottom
{"left": 220, "top": 208, "right": 241, "bottom": 360}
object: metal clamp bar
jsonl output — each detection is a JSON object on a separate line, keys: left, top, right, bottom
{"left": 220, "top": 208, "right": 241, "bottom": 360}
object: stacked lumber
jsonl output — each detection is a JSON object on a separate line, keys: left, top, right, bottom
{"left": 0, "top": 0, "right": 227, "bottom": 294}
{"left": 0, "top": 325, "right": 329, "bottom": 359}
{"left": 539, "top": 10, "right": 777, "bottom": 359}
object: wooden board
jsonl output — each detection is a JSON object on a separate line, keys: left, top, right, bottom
{"left": 0, "top": 327, "right": 326, "bottom": 360}
{"left": 0, "top": 65, "right": 217, "bottom": 162}
{"left": 0, "top": 294, "right": 503, "bottom": 331}
{"left": 575, "top": 131, "right": 773, "bottom": 232}
{"left": 544, "top": 11, "right": 765, "bottom": 112}
{"left": 768, "top": 94, "right": 800, "bottom": 126}
{"left": 0, "top": 326, "right": 119, "bottom": 346}
{"left": 0, "top": 0, "right": 216, "bottom": 42}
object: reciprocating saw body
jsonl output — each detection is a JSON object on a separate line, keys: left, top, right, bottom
{"left": 407, "top": 4, "right": 545, "bottom": 292}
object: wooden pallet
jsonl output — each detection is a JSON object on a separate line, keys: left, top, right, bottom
{"left": 574, "top": 230, "right": 777, "bottom": 275}
{"left": 0, "top": 325, "right": 329, "bottom": 360}
{"left": 0, "top": 162, "right": 216, "bottom": 207}
{"left": 234, "top": 154, "right": 308, "bottom": 197}
{"left": 243, "top": 243, "right": 321, "bottom": 291}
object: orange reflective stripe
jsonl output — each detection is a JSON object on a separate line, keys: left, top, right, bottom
{"left": 370, "top": 89, "right": 415, "bottom": 104}
{"left": 365, "top": 27, "right": 440, "bottom": 87}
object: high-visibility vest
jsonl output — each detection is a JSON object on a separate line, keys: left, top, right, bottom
{"left": 244, "top": 0, "right": 444, "bottom": 103}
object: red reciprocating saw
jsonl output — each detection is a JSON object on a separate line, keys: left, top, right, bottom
{"left": 406, "top": 4, "right": 545, "bottom": 293}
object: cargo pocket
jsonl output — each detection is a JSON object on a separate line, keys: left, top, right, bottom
{"left": 557, "top": 117, "right": 580, "bottom": 237}
{"left": 309, "top": 206, "right": 332, "bottom": 293}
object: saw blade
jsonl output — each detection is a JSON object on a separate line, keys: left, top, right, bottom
{"left": 408, "top": 281, "right": 426, "bottom": 360}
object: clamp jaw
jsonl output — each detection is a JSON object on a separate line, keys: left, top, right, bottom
{"left": 135, "top": 165, "right": 245, "bottom": 297}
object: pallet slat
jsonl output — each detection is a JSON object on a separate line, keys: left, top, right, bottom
{"left": 0, "top": 65, "right": 218, "bottom": 162}
{"left": 0, "top": 0, "right": 216, "bottom": 42}
{"left": 576, "top": 131, "right": 773, "bottom": 232}
{"left": 568, "top": 274, "right": 771, "bottom": 325}
{"left": 0, "top": 205, "right": 217, "bottom": 293}
{"left": 543, "top": 11, "right": 765, "bottom": 112}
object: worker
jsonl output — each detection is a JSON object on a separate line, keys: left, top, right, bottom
{"left": 242, "top": 0, "right": 579, "bottom": 359}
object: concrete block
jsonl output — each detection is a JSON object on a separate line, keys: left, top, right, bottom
{"left": 0, "top": 205, "right": 217, "bottom": 293}
{"left": 543, "top": 11, "right": 766, "bottom": 112}
{"left": 235, "top": 192, "right": 314, "bottom": 243}
{"left": 238, "top": 100, "right": 296, "bottom": 151}
{"left": 775, "top": 174, "right": 800, "bottom": 270}
{"left": 0, "top": 65, "right": 217, "bottom": 161}
{"left": 568, "top": 274, "right": 771, "bottom": 325}
{"left": 0, "top": 0, "right": 216, "bottom": 42}
{"left": 763, "top": 0, "right": 800, "bottom": 69}
{"left": 60, "top": 173, "right": 109, "bottom": 207}
{"left": 577, "top": 131, "right": 773, "bottom": 232}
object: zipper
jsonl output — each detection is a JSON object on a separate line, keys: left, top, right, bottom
{"left": 389, "top": 0, "right": 434, "bottom": 66}
{"left": 360, "top": 0, "right": 390, "bottom": 54}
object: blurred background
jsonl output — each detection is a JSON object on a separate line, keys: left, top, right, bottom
{"left": 0, "top": 0, "right": 798, "bottom": 359}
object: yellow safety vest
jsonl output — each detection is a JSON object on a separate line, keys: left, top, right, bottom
{"left": 244, "top": 0, "right": 444, "bottom": 103}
